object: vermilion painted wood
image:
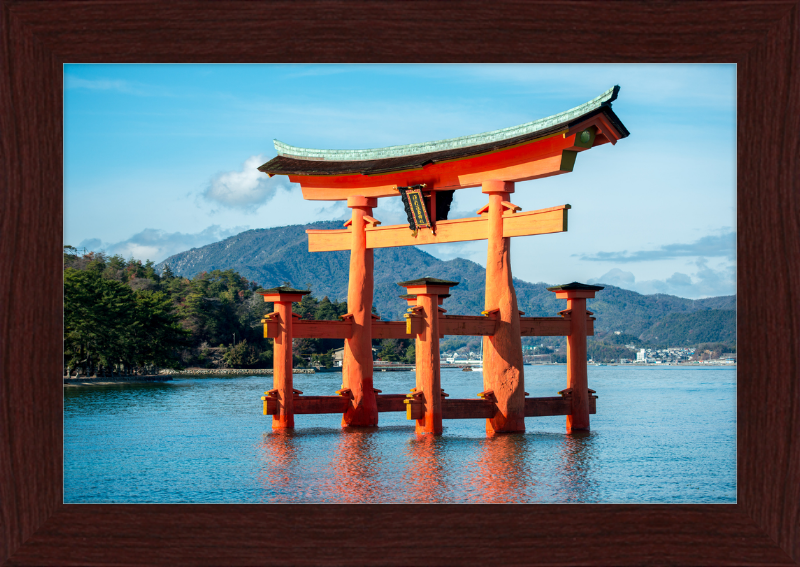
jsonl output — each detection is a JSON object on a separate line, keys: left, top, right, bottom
{"left": 267, "top": 395, "right": 594, "bottom": 420}
{"left": 408, "top": 291, "right": 444, "bottom": 434}
{"left": 375, "top": 394, "right": 407, "bottom": 412}
{"left": 261, "top": 320, "right": 278, "bottom": 339}
{"left": 440, "top": 399, "right": 495, "bottom": 419}
{"left": 566, "top": 298, "right": 593, "bottom": 431}
{"left": 438, "top": 315, "right": 498, "bottom": 336}
{"left": 271, "top": 302, "right": 294, "bottom": 429}
{"left": 371, "top": 320, "right": 416, "bottom": 338}
{"left": 518, "top": 316, "right": 596, "bottom": 336}
{"left": 341, "top": 199, "right": 378, "bottom": 427}
{"left": 290, "top": 320, "right": 353, "bottom": 339}
{"left": 482, "top": 183, "right": 527, "bottom": 434}
{"left": 265, "top": 395, "right": 418, "bottom": 416}
{"left": 306, "top": 205, "right": 568, "bottom": 251}
{"left": 1, "top": 1, "right": 798, "bottom": 565}
{"left": 523, "top": 396, "right": 598, "bottom": 418}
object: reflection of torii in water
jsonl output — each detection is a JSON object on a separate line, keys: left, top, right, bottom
{"left": 258, "top": 86, "right": 628, "bottom": 436}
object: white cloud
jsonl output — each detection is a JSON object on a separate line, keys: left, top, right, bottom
{"left": 313, "top": 201, "right": 350, "bottom": 221}
{"left": 78, "top": 225, "right": 248, "bottom": 263}
{"left": 589, "top": 268, "right": 636, "bottom": 287}
{"left": 202, "top": 155, "right": 293, "bottom": 211}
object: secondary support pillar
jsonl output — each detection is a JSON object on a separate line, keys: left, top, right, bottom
{"left": 260, "top": 286, "right": 311, "bottom": 429}
{"left": 547, "top": 282, "right": 604, "bottom": 432}
{"left": 481, "top": 180, "right": 525, "bottom": 434}
{"left": 342, "top": 195, "right": 379, "bottom": 427}
{"left": 399, "top": 277, "right": 459, "bottom": 435}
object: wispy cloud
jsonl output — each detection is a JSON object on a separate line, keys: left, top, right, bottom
{"left": 578, "top": 230, "right": 735, "bottom": 263}
{"left": 202, "top": 155, "right": 294, "bottom": 211}
{"left": 78, "top": 225, "right": 248, "bottom": 264}
{"left": 313, "top": 201, "right": 350, "bottom": 221}
{"left": 64, "top": 75, "right": 166, "bottom": 96}
{"left": 452, "top": 64, "right": 736, "bottom": 110}
{"left": 588, "top": 258, "right": 736, "bottom": 299}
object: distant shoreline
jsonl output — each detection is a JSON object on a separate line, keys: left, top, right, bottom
{"left": 64, "top": 362, "right": 735, "bottom": 386}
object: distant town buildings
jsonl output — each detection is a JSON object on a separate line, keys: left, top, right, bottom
{"left": 440, "top": 344, "right": 734, "bottom": 365}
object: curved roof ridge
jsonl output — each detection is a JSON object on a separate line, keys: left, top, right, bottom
{"left": 274, "top": 86, "right": 619, "bottom": 162}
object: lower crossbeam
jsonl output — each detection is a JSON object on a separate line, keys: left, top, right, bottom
{"left": 263, "top": 394, "right": 597, "bottom": 419}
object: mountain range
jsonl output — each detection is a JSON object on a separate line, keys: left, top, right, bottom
{"left": 156, "top": 221, "right": 736, "bottom": 346}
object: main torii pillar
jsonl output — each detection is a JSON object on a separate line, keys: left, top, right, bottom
{"left": 482, "top": 180, "right": 526, "bottom": 434}
{"left": 341, "top": 195, "right": 379, "bottom": 426}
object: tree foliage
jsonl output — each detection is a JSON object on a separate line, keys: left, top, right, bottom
{"left": 64, "top": 268, "right": 190, "bottom": 374}
{"left": 64, "top": 247, "right": 357, "bottom": 373}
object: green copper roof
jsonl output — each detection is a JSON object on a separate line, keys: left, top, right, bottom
{"left": 546, "top": 282, "right": 605, "bottom": 292}
{"left": 398, "top": 277, "right": 460, "bottom": 287}
{"left": 259, "top": 285, "right": 311, "bottom": 295}
{"left": 274, "top": 86, "right": 619, "bottom": 162}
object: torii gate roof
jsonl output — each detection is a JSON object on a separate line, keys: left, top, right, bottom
{"left": 259, "top": 86, "right": 628, "bottom": 201}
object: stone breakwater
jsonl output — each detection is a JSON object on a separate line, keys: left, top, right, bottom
{"left": 162, "top": 368, "right": 315, "bottom": 377}
{"left": 64, "top": 375, "right": 172, "bottom": 385}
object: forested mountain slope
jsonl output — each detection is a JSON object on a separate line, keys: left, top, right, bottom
{"left": 156, "top": 221, "right": 736, "bottom": 343}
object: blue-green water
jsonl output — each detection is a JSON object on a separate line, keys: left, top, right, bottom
{"left": 64, "top": 366, "right": 736, "bottom": 503}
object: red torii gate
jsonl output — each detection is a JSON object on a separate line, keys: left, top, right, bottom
{"left": 258, "top": 86, "right": 628, "bottom": 435}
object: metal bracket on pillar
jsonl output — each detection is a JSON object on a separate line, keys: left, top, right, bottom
{"left": 477, "top": 389, "right": 496, "bottom": 401}
{"left": 336, "top": 388, "right": 353, "bottom": 399}
{"left": 404, "top": 389, "right": 425, "bottom": 420}
{"left": 261, "top": 390, "right": 279, "bottom": 416}
{"left": 476, "top": 201, "right": 521, "bottom": 216}
{"left": 403, "top": 310, "right": 423, "bottom": 335}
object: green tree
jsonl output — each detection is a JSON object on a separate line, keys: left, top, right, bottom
{"left": 378, "top": 338, "right": 409, "bottom": 362}
{"left": 222, "top": 339, "right": 262, "bottom": 368}
{"left": 403, "top": 343, "right": 416, "bottom": 364}
{"left": 129, "top": 289, "right": 191, "bottom": 368}
{"left": 311, "top": 350, "right": 334, "bottom": 368}
{"left": 64, "top": 268, "right": 137, "bottom": 374}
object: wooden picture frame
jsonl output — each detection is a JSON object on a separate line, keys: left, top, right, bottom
{"left": 1, "top": 1, "right": 798, "bottom": 564}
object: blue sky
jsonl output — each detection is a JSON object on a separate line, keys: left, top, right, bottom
{"left": 64, "top": 64, "right": 736, "bottom": 299}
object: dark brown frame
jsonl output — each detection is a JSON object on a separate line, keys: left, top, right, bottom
{"left": 2, "top": 1, "right": 798, "bottom": 565}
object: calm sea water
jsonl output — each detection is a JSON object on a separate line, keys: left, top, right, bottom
{"left": 64, "top": 366, "right": 736, "bottom": 504}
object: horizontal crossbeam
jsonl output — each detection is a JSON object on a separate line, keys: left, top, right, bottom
{"left": 306, "top": 205, "right": 569, "bottom": 252}
{"left": 519, "top": 316, "right": 594, "bottom": 336}
{"left": 264, "top": 315, "right": 592, "bottom": 340}
{"left": 292, "top": 320, "right": 353, "bottom": 339}
{"left": 372, "top": 320, "right": 422, "bottom": 339}
{"left": 264, "top": 394, "right": 598, "bottom": 419}
{"left": 438, "top": 315, "right": 497, "bottom": 336}
{"left": 406, "top": 396, "right": 597, "bottom": 419}
{"left": 263, "top": 393, "right": 417, "bottom": 415}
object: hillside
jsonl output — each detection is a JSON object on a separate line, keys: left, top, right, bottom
{"left": 156, "top": 221, "right": 736, "bottom": 345}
